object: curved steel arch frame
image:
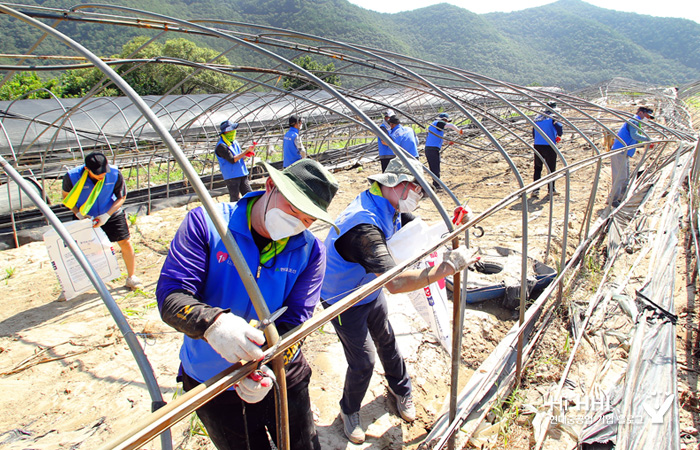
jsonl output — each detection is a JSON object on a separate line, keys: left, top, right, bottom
{"left": 1, "top": 4, "right": 697, "bottom": 450}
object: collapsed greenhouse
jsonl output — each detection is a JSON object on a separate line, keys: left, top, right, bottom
{"left": 1, "top": 3, "right": 700, "bottom": 450}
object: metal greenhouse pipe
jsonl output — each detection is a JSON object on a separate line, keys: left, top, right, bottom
{"left": 102, "top": 139, "right": 621, "bottom": 450}
{"left": 0, "top": 5, "right": 287, "bottom": 449}
{"left": 0, "top": 152, "right": 173, "bottom": 450}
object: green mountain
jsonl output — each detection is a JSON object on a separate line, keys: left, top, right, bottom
{"left": 2, "top": 0, "right": 698, "bottom": 90}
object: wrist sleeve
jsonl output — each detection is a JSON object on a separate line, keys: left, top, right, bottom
{"left": 160, "top": 289, "right": 227, "bottom": 339}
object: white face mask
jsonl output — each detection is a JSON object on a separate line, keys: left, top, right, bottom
{"left": 264, "top": 189, "right": 308, "bottom": 241}
{"left": 398, "top": 188, "right": 421, "bottom": 212}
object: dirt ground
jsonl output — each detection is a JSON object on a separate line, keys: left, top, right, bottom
{"left": 0, "top": 141, "right": 697, "bottom": 449}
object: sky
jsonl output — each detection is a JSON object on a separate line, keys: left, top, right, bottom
{"left": 346, "top": 0, "right": 700, "bottom": 24}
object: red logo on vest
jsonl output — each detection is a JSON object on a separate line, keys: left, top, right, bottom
{"left": 216, "top": 251, "right": 229, "bottom": 263}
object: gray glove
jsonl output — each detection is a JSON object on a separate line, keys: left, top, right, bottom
{"left": 203, "top": 313, "right": 265, "bottom": 364}
{"left": 236, "top": 365, "right": 275, "bottom": 403}
{"left": 444, "top": 247, "right": 479, "bottom": 273}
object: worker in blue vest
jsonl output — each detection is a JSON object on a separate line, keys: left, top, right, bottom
{"left": 157, "top": 159, "right": 339, "bottom": 450}
{"left": 283, "top": 115, "right": 307, "bottom": 167}
{"left": 386, "top": 115, "right": 419, "bottom": 160}
{"left": 377, "top": 109, "right": 395, "bottom": 172}
{"left": 321, "top": 158, "right": 477, "bottom": 444}
{"left": 608, "top": 106, "right": 654, "bottom": 207}
{"left": 62, "top": 151, "right": 142, "bottom": 291}
{"left": 531, "top": 102, "right": 563, "bottom": 198}
{"left": 424, "top": 112, "right": 463, "bottom": 191}
{"left": 216, "top": 120, "right": 254, "bottom": 202}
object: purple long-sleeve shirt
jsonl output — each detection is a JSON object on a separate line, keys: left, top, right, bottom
{"left": 156, "top": 197, "right": 326, "bottom": 385}
{"left": 156, "top": 198, "right": 325, "bottom": 340}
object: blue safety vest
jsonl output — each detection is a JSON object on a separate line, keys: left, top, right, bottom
{"left": 216, "top": 138, "right": 248, "bottom": 179}
{"left": 283, "top": 127, "right": 302, "bottom": 167}
{"left": 533, "top": 117, "right": 559, "bottom": 146}
{"left": 322, "top": 190, "right": 400, "bottom": 306}
{"left": 377, "top": 122, "right": 393, "bottom": 157}
{"left": 67, "top": 164, "right": 120, "bottom": 216}
{"left": 180, "top": 193, "right": 316, "bottom": 383}
{"left": 389, "top": 124, "right": 419, "bottom": 158}
{"left": 425, "top": 120, "right": 447, "bottom": 148}
{"left": 611, "top": 114, "right": 643, "bottom": 157}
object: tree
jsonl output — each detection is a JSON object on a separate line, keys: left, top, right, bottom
{"left": 54, "top": 36, "right": 243, "bottom": 98}
{"left": 158, "top": 38, "right": 241, "bottom": 95}
{"left": 58, "top": 67, "right": 118, "bottom": 98}
{"left": 282, "top": 55, "right": 340, "bottom": 91}
{"left": 0, "top": 72, "right": 58, "bottom": 100}
{"left": 110, "top": 36, "right": 241, "bottom": 96}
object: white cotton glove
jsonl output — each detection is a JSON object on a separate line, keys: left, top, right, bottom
{"left": 75, "top": 211, "right": 89, "bottom": 220}
{"left": 236, "top": 365, "right": 276, "bottom": 404}
{"left": 203, "top": 313, "right": 265, "bottom": 364}
{"left": 92, "top": 213, "right": 111, "bottom": 228}
{"left": 444, "top": 247, "right": 479, "bottom": 273}
{"left": 454, "top": 205, "right": 474, "bottom": 225}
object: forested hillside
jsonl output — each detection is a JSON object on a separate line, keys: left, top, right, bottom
{"left": 1, "top": 0, "right": 699, "bottom": 89}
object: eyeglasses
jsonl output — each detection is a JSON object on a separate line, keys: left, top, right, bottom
{"left": 406, "top": 182, "right": 424, "bottom": 199}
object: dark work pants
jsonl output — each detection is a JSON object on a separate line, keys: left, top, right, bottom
{"left": 380, "top": 157, "right": 394, "bottom": 173}
{"left": 533, "top": 144, "right": 558, "bottom": 191}
{"left": 225, "top": 176, "right": 252, "bottom": 202}
{"left": 182, "top": 370, "right": 320, "bottom": 450}
{"left": 324, "top": 291, "right": 411, "bottom": 415}
{"left": 425, "top": 146, "right": 441, "bottom": 188}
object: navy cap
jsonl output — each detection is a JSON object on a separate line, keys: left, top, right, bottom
{"left": 84, "top": 152, "right": 110, "bottom": 175}
{"left": 220, "top": 120, "right": 239, "bottom": 134}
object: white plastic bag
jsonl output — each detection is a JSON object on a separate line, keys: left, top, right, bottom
{"left": 43, "top": 219, "right": 121, "bottom": 300}
{"left": 388, "top": 218, "right": 452, "bottom": 354}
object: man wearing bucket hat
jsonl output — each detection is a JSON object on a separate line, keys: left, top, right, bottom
{"left": 377, "top": 109, "right": 396, "bottom": 172}
{"left": 216, "top": 120, "right": 254, "bottom": 202}
{"left": 62, "top": 151, "right": 142, "bottom": 291}
{"left": 320, "top": 158, "right": 477, "bottom": 444}
{"left": 424, "top": 112, "right": 463, "bottom": 191}
{"left": 156, "top": 159, "right": 339, "bottom": 450}
{"left": 608, "top": 106, "right": 654, "bottom": 207}
{"left": 283, "top": 115, "right": 307, "bottom": 167}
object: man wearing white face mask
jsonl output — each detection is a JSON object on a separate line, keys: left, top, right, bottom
{"left": 321, "top": 158, "right": 478, "bottom": 444}
{"left": 156, "top": 159, "right": 339, "bottom": 450}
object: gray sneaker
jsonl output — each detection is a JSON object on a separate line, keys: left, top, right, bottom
{"left": 125, "top": 275, "right": 144, "bottom": 290}
{"left": 340, "top": 410, "right": 365, "bottom": 444}
{"left": 388, "top": 386, "right": 416, "bottom": 422}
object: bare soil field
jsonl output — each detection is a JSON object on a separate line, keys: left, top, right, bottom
{"left": 1, "top": 142, "right": 697, "bottom": 449}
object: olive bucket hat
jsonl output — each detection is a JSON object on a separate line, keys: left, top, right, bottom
{"left": 260, "top": 159, "right": 340, "bottom": 232}
{"left": 367, "top": 157, "right": 424, "bottom": 188}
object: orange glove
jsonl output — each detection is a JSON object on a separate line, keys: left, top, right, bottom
{"left": 459, "top": 129, "right": 464, "bottom": 135}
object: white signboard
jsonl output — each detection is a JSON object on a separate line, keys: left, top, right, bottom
{"left": 43, "top": 219, "right": 121, "bottom": 300}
